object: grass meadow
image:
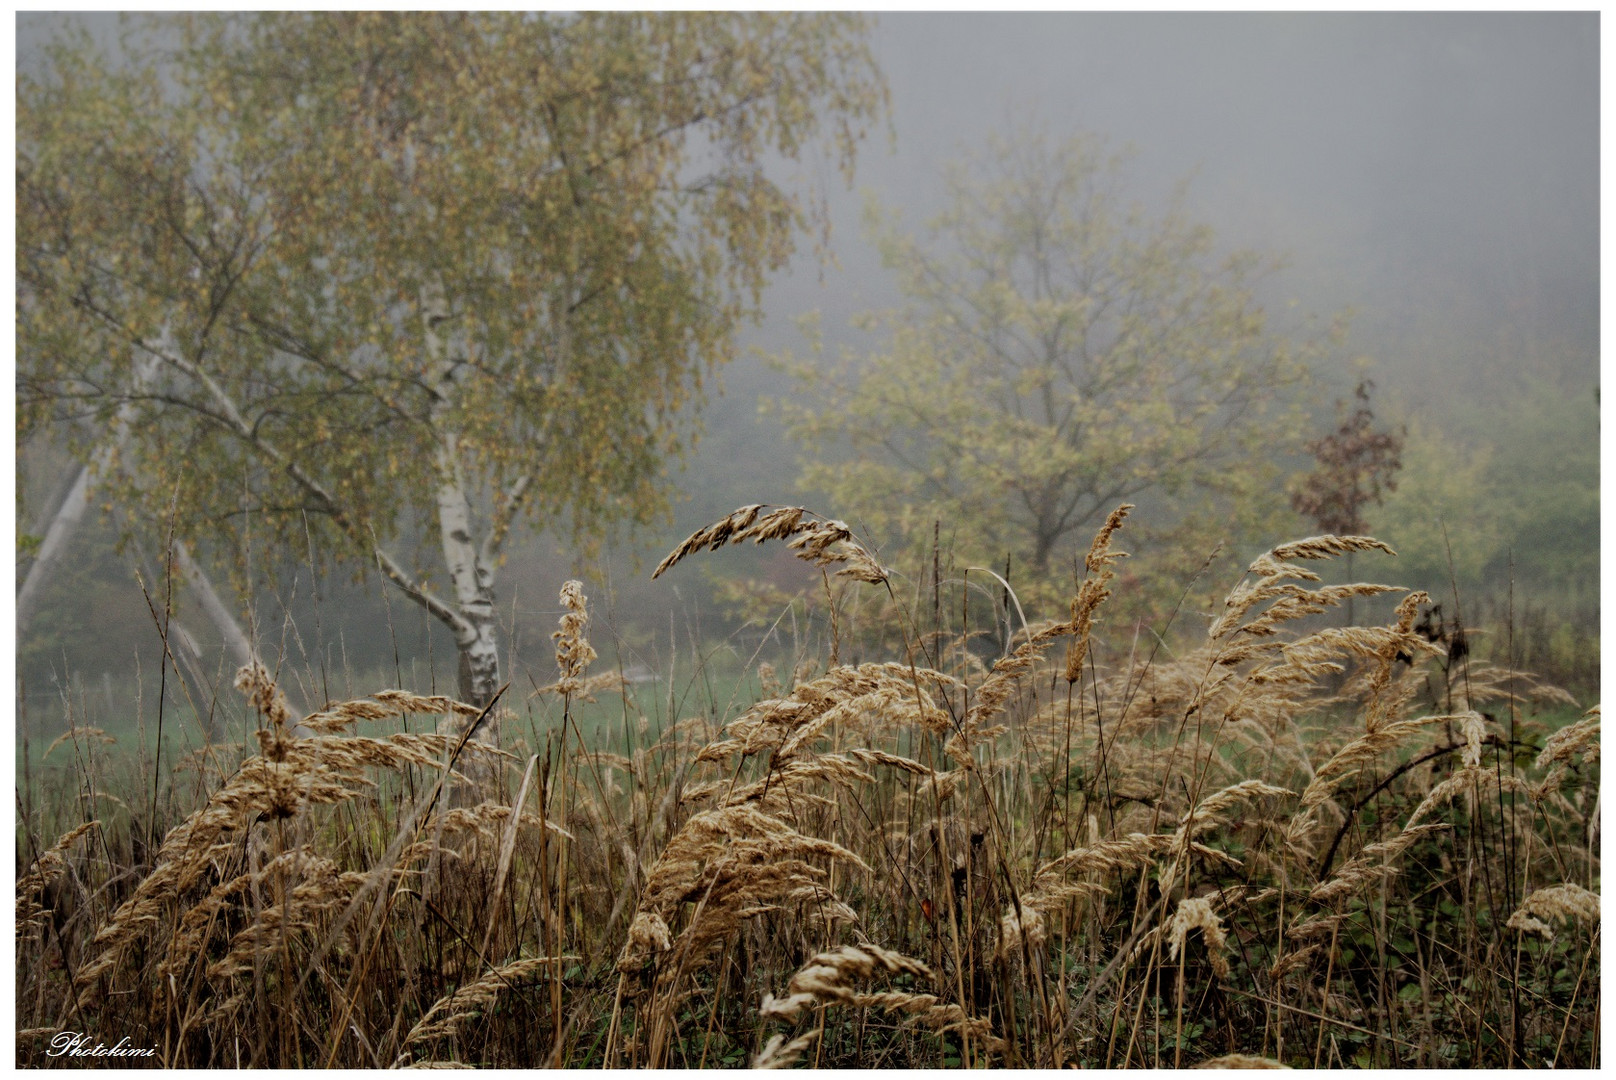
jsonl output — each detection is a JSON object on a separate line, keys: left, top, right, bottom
{"left": 14, "top": 506, "right": 1600, "bottom": 1068}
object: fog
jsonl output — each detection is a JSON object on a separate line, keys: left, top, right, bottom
{"left": 754, "top": 13, "right": 1596, "bottom": 400}
{"left": 685, "top": 11, "right": 1598, "bottom": 598}
{"left": 14, "top": 13, "right": 1599, "bottom": 717}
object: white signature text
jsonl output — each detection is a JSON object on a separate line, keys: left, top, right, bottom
{"left": 45, "top": 1032, "right": 159, "bottom": 1059}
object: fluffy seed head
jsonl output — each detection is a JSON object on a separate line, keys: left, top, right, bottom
{"left": 552, "top": 580, "right": 598, "bottom": 691}
{"left": 1167, "top": 896, "right": 1230, "bottom": 979}
{"left": 1506, "top": 883, "right": 1600, "bottom": 940}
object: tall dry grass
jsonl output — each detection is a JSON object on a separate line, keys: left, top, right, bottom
{"left": 15, "top": 507, "right": 1599, "bottom": 1067}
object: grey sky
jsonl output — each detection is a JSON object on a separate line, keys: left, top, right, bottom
{"left": 756, "top": 12, "right": 1596, "bottom": 409}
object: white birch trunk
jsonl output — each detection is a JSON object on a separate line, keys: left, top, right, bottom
{"left": 422, "top": 284, "right": 504, "bottom": 751}
{"left": 435, "top": 428, "right": 504, "bottom": 712}
{"left": 17, "top": 458, "right": 97, "bottom": 636}
{"left": 173, "top": 540, "right": 257, "bottom": 670}
{"left": 17, "top": 354, "right": 160, "bottom": 636}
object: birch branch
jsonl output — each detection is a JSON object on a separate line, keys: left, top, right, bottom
{"left": 481, "top": 474, "right": 532, "bottom": 569}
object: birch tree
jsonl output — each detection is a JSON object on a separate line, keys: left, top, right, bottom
{"left": 18, "top": 13, "right": 886, "bottom": 720}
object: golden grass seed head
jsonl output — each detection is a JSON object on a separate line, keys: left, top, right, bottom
{"left": 1167, "top": 895, "right": 1230, "bottom": 980}
{"left": 552, "top": 579, "right": 598, "bottom": 690}
{"left": 1506, "top": 882, "right": 1600, "bottom": 940}
{"left": 753, "top": 1031, "right": 821, "bottom": 1069}
{"left": 234, "top": 661, "right": 296, "bottom": 730}
{"left": 1195, "top": 1053, "right": 1290, "bottom": 1068}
